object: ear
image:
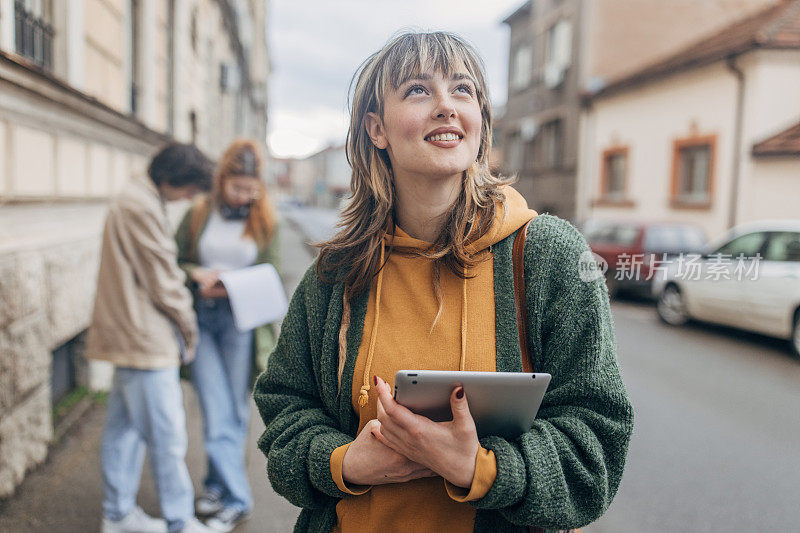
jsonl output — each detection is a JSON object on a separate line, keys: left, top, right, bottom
{"left": 365, "top": 112, "right": 389, "bottom": 149}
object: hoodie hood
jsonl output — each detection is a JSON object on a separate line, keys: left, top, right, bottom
{"left": 382, "top": 185, "right": 537, "bottom": 251}
{"left": 355, "top": 186, "right": 537, "bottom": 408}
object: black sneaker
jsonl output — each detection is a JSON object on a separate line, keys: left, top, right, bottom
{"left": 194, "top": 489, "right": 224, "bottom": 517}
{"left": 205, "top": 507, "right": 250, "bottom": 533}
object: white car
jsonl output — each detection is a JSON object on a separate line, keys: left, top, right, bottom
{"left": 653, "top": 220, "right": 800, "bottom": 357}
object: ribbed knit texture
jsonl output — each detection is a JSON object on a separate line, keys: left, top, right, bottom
{"left": 254, "top": 214, "right": 634, "bottom": 532}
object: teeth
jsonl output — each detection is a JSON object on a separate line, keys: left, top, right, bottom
{"left": 426, "top": 133, "right": 461, "bottom": 142}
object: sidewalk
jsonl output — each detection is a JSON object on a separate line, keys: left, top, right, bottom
{"left": 0, "top": 218, "right": 314, "bottom": 533}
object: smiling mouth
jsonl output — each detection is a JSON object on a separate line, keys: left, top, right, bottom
{"left": 424, "top": 132, "right": 463, "bottom": 143}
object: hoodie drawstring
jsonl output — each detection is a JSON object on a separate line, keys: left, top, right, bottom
{"left": 460, "top": 270, "right": 467, "bottom": 372}
{"left": 358, "top": 239, "right": 471, "bottom": 407}
{"left": 358, "top": 240, "right": 385, "bottom": 408}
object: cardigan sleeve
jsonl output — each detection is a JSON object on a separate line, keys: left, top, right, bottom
{"left": 256, "top": 222, "right": 282, "bottom": 272}
{"left": 472, "top": 215, "right": 634, "bottom": 530}
{"left": 175, "top": 205, "right": 201, "bottom": 279}
{"left": 253, "top": 266, "right": 357, "bottom": 509}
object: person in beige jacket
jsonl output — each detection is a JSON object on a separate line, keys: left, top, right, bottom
{"left": 86, "top": 143, "right": 217, "bottom": 533}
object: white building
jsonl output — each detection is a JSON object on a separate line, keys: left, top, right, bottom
{"left": 275, "top": 145, "right": 349, "bottom": 208}
{"left": 578, "top": 0, "right": 800, "bottom": 240}
{"left": 0, "top": 0, "right": 269, "bottom": 498}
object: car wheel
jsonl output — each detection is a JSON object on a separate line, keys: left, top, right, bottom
{"left": 657, "top": 284, "right": 689, "bottom": 326}
{"left": 792, "top": 312, "right": 800, "bottom": 358}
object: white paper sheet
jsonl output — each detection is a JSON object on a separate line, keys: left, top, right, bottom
{"left": 219, "top": 263, "right": 288, "bottom": 332}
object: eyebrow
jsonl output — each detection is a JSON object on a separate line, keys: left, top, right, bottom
{"left": 401, "top": 72, "right": 476, "bottom": 86}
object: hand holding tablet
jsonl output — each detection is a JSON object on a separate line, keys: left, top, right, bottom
{"left": 393, "top": 370, "right": 551, "bottom": 439}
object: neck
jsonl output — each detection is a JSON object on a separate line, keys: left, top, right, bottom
{"left": 393, "top": 170, "right": 462, "bottom": 242}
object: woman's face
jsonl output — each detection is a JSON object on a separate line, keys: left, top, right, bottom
{"left": 366, "top": 67, "right": 482, "bottom": 184}
{"left": 222, "top": 175, "right": 261, "bottom": 208}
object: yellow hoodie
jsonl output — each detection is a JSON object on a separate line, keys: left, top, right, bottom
{"left": 330, "top": 186, "right": 537, "bottom": 532}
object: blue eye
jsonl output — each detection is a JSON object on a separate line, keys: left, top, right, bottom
{"left": 405, "top": 84, "right": 426, "bottom": 97}
{"left": 456, "top": 83, "right": 474, "bottom": 95}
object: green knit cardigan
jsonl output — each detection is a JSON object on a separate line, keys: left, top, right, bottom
{"left": 253, "top": 214, "right": 634, "bottom": 532}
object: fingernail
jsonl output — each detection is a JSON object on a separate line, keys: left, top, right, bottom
{"left": 456, "top": 388, "right": 464, "bottom": 399}
{"left": 373, "top": 375, "right": 378, "bottom": 386}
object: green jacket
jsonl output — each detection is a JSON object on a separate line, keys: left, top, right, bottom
{"left": 175, "top": 198, "right": 281, "bottom": 373}
{"left": 253, "top": 214, "right": 634, "bottom": 532}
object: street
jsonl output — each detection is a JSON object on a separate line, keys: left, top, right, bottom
{"left": 589, "top": 299, "right": 800, "bottom": 532}
{"left": 1, "top": 207, "right": 798, "bottom": 532}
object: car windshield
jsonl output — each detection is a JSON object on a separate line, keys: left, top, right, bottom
{"left": 712, "top": 232, "right": 767, "bottom": 259}
{"left": 764, "top": 232, "right": 800, "bottom": 262}
{"left": 643, "top": 225, "right": 706, "bottom": 253}
{"left": 585, "top": 224, "right": 639, "bottom": 246}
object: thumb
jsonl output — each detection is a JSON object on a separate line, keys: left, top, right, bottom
{"left": 450, "top": 385, "right": 471, "bottom": 421}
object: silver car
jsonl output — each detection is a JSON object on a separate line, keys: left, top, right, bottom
{"left": 653, "top": 220, "right": 800, "bottom": 357}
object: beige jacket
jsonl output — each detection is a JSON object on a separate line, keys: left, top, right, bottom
{"left": 85, "top": 175, "right": 198, "bottom": 368}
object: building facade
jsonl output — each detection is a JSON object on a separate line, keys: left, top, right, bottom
{"left": 497, "top": 0, "right": 778, "bottom": 223}
{"left": 0, "top": 0, "right": 269, "bottom": 498}
{"left": 270, "top": 144, "right": 349, "bottom": 208}
{"left": 579, "top": 0, "right": 800, "bottom": 240}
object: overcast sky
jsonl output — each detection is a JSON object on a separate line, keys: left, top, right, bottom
{"left": 266, "top": 0, "right": 524, "bottom": 159}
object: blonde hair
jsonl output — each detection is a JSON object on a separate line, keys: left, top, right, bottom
{"left": 314, "top": 31, "right": 513, "bottom": 386}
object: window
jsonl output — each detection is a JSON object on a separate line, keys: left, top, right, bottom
{"left": 519, "top": 118, "right": 537, "bottom": 171}
{"left": 189, "top": 110, "right": 198, "bottom": 144}
{"left": 506, "top": 130, "right": 524, "bottom": 173}
{"left": 130, "top": 0, "right": 141, "bottom": 114}
{"left": 601, "top": 147, "right": 628, "bottom": 200}
{"left": 539, "top": 119, "right": 563, "bottom": 170}
{"left": 14, "top": 0, "right": 54, "bottom": 70}
{"left": 523, "top": 136, "right": 536, "bottom": 171}
{"left": 511, "top": 44, "right": 532, "bottom": 91}
{"left": 672, "top": 136, "right": 716, "bottom": 207}
{"left": 679, "top": 146, "right": 710, "bottom": 198}
{"left": 764, "top": 232, "right": 800, "bottom": 262}
{"left": 713, "top": 232, "right": 767, "bottom": 259}
{"left": 544, "top": 19, "right": 572, "bottom": 88}
{"left": 190, "top": 7, "right": 199, "bottom": 54}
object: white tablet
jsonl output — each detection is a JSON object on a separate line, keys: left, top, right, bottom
{"left": 393, "top": 370, "right": 551, "bottom": 439}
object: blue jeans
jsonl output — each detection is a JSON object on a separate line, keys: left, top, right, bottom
{"left": 101, "top": 367, "right": 193, "bottom": 532}
{"left": 192, "top": 298, "right": 253, "bottom": 513}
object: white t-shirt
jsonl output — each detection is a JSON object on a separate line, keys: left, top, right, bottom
{"left": 197, "top": 209, "right": 258, "bottom": 271}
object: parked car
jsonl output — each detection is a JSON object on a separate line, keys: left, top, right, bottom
{"left": 582, "top": 220, "right": 707, "bottom": 299}
{"left": 653, "top": 220, "right": 800, "bottom": 357}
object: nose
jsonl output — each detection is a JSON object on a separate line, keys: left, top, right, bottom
{"left": 431, "top": 94, "right": 457, "bottom": 120}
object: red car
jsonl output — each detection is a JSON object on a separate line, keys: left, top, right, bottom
{"left": 583, "top": 220, "right": 707, "bottom": 299}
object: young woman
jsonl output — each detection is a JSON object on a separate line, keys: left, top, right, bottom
{"left": 176, "top": 139, "right": 280, "bottom": 532}
{"left": 254, "top": 32, "right": 633, "bottom": 533}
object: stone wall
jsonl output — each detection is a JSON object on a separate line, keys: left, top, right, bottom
{"left": 0, "top": 197, "right": 198, "bottom": 498}
{"left": 0, "top": 239, "right": 101, "bottom": 496}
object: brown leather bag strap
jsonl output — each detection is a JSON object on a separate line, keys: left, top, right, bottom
{"left": 515, "top": 221, "right": 581, "bottom": 533}
{"left": 513, "top": 219, "right": 533, "bottom": 373}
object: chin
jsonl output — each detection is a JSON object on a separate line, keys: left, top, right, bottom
{"left": 416, "top": 158, "right": 472, "bottom": 178}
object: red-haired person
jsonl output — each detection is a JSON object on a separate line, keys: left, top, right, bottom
{"left": 175, "top": 139, "right": 279, "bottom": 532}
